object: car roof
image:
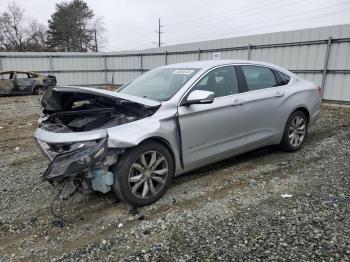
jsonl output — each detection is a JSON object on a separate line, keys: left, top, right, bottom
{"left": 0, "top": 70, "right": 41, "bottom": 75}
{"left": 159, "top": 59, "right": 294, "bottom": 76}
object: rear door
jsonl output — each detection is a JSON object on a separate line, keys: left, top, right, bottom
{"left": 178, "top": 65, "right": 247, "bottom": 169}
{"left": 236, "top": 65, "right": 288, "bottom": 150}
{"left": 14, "top": 72, "right": 36, "bottom": 93}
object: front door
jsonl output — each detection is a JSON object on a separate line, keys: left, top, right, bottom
{"left": 178, "top": 65, "right": 247, "bottom": 169}
{"left": 0, "top": 72, "right": 14, "bottom": 94}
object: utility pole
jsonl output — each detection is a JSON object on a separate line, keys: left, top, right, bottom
{"left": 94, "top": 29, "right": 98, "bottom": 52}
{"left": 155, "top": 18, "right": 164, "bottom": 47}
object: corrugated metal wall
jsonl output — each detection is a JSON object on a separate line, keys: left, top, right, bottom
{"left": 1, "top": 24, "right": 350, "bottom": 102}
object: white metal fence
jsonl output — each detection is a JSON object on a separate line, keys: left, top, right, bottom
{"left": 1, "top": 24, "right": 350, "bottom": 103}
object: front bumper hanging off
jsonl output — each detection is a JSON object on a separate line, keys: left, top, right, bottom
{"left": 37, "top": 138, "right": 108, "bottom": 181}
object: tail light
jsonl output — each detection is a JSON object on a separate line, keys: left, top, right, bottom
{"left": 317, "top": 85, "right": 322, "bottom": 96}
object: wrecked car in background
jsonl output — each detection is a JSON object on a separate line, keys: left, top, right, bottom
{"left": 34, "top": 60, "right": 322, "bottom": 207}
{"left": 0, "top": 71, "right": 57, "bottom": 95}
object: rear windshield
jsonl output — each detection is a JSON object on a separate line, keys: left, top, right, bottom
{"left": 118, "top": 68, "right": 199, "bottom": 101}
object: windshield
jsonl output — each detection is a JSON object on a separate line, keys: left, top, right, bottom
{"left": 118, "top": 68, "right": 200, "bottom": 101}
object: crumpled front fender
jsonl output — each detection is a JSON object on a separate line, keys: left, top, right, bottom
{"left": 107, "top": 116, "right": 182, "bottom": 172}
{"left": 106, "top": 120, "right": 160, "bottom": 148}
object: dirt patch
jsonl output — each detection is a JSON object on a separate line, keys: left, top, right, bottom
{"left": 0, "top": 96, "right": 349, "bottom": 261}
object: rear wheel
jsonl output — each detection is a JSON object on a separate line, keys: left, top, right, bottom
{"left": 33, "top": 85, "right": 46, "bottom": 95}
{"left": 112, "top": 141, "right": 174, "bottom": 206}
{"left": 280, "top": 110, "right": 308, "bottom": 151}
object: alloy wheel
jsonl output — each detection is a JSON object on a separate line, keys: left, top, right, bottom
{"left": 288, "top": 115, "right": 306, "bottom": 147}
{"left": 128, "top": 151, "right": 169, "bottom": 199}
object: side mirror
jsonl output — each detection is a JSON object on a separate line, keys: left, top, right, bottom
{"left": 183, "top": 90, "right": 214, "bottom": 105}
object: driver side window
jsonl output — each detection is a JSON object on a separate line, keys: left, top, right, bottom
{"left": 192, "top": 66, "right": 239, "bottom": 98}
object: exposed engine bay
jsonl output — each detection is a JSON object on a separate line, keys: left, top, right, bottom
{"left": 39, "top": 87, "right": 160, "bottom": 133}
{"left": 35, "top": 86, "right": 161, "bottom": 198}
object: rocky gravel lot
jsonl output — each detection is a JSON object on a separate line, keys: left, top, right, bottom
{"left": 0, "top": 95, "right": 349, "bottom": 261}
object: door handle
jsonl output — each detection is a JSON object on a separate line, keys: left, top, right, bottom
{"left": 232, "top": 99, "right": 246, "bottom": 106}
{"left": 274, "top": 91, "right": 285, "bottom": 98}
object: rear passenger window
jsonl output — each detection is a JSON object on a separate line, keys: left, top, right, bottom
{"left": 274, "top": 70, "right": 290, "bottom": 86}
{"left": 16, "top": 73, "right": 30, "bottom": 79}
{"left": 192, "top": 66, "right": 239, "bottom": 98}
{"left": 241, "top": 65, "right": 277, "bottom": 91}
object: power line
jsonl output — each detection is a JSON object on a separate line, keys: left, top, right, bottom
{"left": 165, "top": 2, "right": 350, "bottom": 43}
{"left": 168, "top": 11, "right": 349, "bottom": 44}
{"left": 116, "top": 0, "right": 309, "bottom": 49}
{"left": 109, "top": 0, "right": 280, "bottom": 47}
{"left": 166, "top": 0, "right": 283, "bottom": 29}
{"left": 165, "top": 12, "right": 350, "bottom": 45}
{"left": 166, "top": 0, "right": 341, "bottom": 36}
{"left": 114, "top": 0, "right": 298, "bottom": 49}
{"left": 110, "top": 0, "right": 350, "bottom": 50}
{"left": 165, "top": 0, "right": 304, "bottom": 32}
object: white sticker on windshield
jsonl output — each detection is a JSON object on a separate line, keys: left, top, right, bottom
{"left": 173, "top": 70, "right": 194, "bottom": 75}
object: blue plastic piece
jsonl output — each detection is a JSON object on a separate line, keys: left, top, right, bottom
{"left": 91, "top": 169, "right": 114, "bottom": 193}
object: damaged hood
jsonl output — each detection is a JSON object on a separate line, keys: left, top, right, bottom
{"left": 41, "top": 86, "right": 161, "bottom": 111}
{"left": 35, "top": 85, "right": 162, "bottom": 142}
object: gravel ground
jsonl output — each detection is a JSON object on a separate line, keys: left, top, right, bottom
{"left": 0, "top": 95, "right": 349, "bottom": 261}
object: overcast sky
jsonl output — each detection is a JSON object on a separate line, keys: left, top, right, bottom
{"left": 1, "top": 0, "right": 350, "bottom": 51}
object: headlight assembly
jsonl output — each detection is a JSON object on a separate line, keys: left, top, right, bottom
{"left": 42, "top": 138, "right": 108, "bottom": 180}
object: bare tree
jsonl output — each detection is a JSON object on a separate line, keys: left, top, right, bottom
{"left": 89, "top": 16, "right": 108, "bottom": 51}
{"left": 26, "top": 19, "right": 47, "bottom": 50}
{"left": 0, "top": 1, "right": 47, "bottom": 51}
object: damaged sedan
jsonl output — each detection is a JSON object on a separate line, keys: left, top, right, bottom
{"left": 0, "top": 71, "right": 57, "bottom": 96}
{"left": 34, "top": 60, "right": 322, "bottom": 206}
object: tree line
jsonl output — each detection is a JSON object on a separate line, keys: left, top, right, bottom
{"left": 0, "top": 0, "right": 106, "bottom": 52}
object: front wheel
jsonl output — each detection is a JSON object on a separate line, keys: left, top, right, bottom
{"left": 280, "top": 110, "right": 308, "bottom": 152}
{"left": 33, "top": 85, "right": 46, "bottom": 95}
{"left": 112, "top": 141, "right": 174, "bottom": 207}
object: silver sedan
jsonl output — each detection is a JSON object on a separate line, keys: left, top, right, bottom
{"left": 34, "top": 60, "right": 322, "bottom": 206}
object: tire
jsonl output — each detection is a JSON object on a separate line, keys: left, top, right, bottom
{"left": 280, "top": 110, "right": 308, "bottom": 152}
{"left": 112, "top": 141, "right": 174, "bottom": 207}
{"left": 33, "top": 85, "right": 46, "bottom": 95}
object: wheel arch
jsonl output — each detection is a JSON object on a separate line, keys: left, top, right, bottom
{"left": 278, "top": 106, "right": 311, "bottom": 144}
{"left": 290, "top": 106, "right": 310, "bottom": 124}
{"left": 138, "top": 136, "right": 177, "bottom": 174}
{"left": 32, "top": 85, "right": 46, "bottom": 94}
